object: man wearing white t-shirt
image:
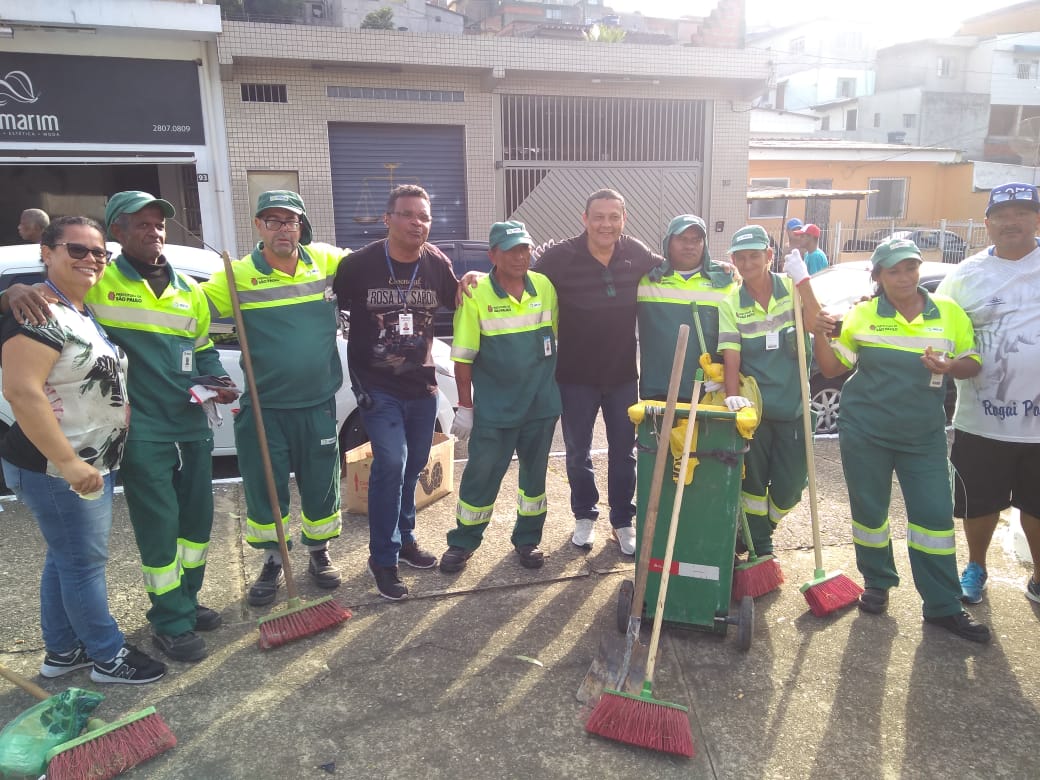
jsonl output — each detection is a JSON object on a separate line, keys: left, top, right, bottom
{"left": 937, "top": 182, "right": 1040, "bottom": 606}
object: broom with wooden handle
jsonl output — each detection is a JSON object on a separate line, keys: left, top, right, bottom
{"left": 585, "top": 371, "right": 701, "bottom": 758}
{"left": 218, "top": 251, "right": 351, "bottom": 648}
{"left": 0, "top": 662, "right": 175, "bottom": 780}
{"left": 790, "top": 281, "right": 863, "bottom": 615}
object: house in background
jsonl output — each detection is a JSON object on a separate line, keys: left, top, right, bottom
{"left": 748, "top": 139, "right": 990, "bottom": 258}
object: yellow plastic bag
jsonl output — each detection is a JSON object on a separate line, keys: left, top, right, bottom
{"left": 669, "top": 418, "right": 699, "bottom": 485}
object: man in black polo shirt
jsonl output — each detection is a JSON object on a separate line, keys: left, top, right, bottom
{"left": 533, "top": 189, "right": 663, "bottom": 555}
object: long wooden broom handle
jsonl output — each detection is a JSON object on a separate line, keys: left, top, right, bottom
{"left": 0, "top": 662, "right": 52, "bottom": 701}
{"left": 631, "top": 324, "right": 690, "bottom": 619}
{"left": 220, "top": 252, "right": 298, "bottom": 601}
{"left": 792, "top": 284, "right": 824, "bottom": 572}
{"left": 646, "top": 372, "right": 702, "bottom": 683}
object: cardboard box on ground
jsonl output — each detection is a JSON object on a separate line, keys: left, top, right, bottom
{"left": 343, "top": 432, "right": 454, "bottom": 514}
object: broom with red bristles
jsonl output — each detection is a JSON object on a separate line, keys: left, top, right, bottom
{"left": 219, "top": 251, "right": 351, "bottom": 648}
{"left": 732, "top": 506, "right": 785, "bottom": 600}
{"left": 790, "top": 283, "right": 862, "bottom": 616}
{"left": 0, "top": 662, "right": 175, "bottom": 779}
{"left": 585, "top": 374, "right": 701, "bottom": 758}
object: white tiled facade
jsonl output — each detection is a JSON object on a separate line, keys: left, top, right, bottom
{"left": 218, "top": 22, "right": 769, "bottom": 257}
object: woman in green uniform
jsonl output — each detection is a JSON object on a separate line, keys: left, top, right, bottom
{"left": 812, "top": 237, "right": 990, "bottom": 642}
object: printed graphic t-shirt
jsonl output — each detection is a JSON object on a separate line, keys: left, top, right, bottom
{"left": 333, "top": 239, "right": 458, "bottom": 400}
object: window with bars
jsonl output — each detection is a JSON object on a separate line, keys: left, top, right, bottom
{"left": 748, "top": 178, "right": 789, "bottom": 219}
{"left": 500, "top": 94, "right": 705, "bottom": 163}
{"left": 241, "top": 83, "right": 287, "bottom": 103}
{"left": 867, "top": 178, "right": 907, "bottom": 220}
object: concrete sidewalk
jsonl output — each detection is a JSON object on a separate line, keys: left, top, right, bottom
{"left": 1, "top": 438, "right": 1038, "bottom": 779}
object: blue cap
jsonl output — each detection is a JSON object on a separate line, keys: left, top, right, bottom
{"left": 986, "top": 183, "right": 1040, "bottom": 216}
{"left": 786, "top": 218, "right": 803, "bottom": 231}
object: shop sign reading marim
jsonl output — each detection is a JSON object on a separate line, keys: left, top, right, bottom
{"left": 0, "top": 52, "right": 204, "bottom": 145}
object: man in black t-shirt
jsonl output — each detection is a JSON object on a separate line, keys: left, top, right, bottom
{"left": 533, "top": 189, "right": 663, "bottom": 556}
{"left": 333, "top": 184, "right": 458, "bottom": 600}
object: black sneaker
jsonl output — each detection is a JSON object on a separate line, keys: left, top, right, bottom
{"left": 307, "top": 548, "right": 342, "bottom": 589}
{"left": 924, "top": 610, "right": 992, "bottom": 644}
{"left": 399, "top": 541, "right": 438, "bottom": 569}
{"left": 40, "top": 644, "right": 93, "bottom": 678}
{"left": 516, "top": 544, "right": 546, "bottom": 570}
{"left": 248, "top": 558, "right": 284, "bottom": 606}
{"left": 368, "top": 557, "right": 408, "bottom": 600}
{"left": 91, "top": 643, "right": 167, "bottom": 684}
{"left": 439, "top": 546, "right": 473, "bottom": 573}
{"left": 153, "top": 630, "right": 208, "bottom": 662}
{"left": 194, "top": 605, "right": 222, "bottom": 632}
{"left": 858, "top": 587, "right": 889, "bottom": 615}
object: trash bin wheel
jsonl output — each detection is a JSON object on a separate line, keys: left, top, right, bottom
{"left": 737, "top": 595, "right": 754, "bottom": 652}
{"left": 617, "top": 580, "right": 635, "bottom": 634}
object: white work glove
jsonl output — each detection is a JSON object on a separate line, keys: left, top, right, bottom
{"left": 724, "top": 396, "right": 754, "bottom": 412}
{"left": 704, "top": 379, "right": 725, "bottom": 394}
{"left": 784, "top": 248, "right": 810, "bottom": 286}
{"left": 451, "top": 406, "right": 474, "bottom": 442}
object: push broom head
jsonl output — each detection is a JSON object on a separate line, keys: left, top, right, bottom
{"left": 45, "top": 706, "right": 176, "bottom": 780}
{"left": 800, "top": 569, "right": 863, "bottom": 617}
{"left": 258, "top": 595, "right": 352, "bottom": 650}
{"left": 732, "top": 555, "right": 784, "bottom": 601}
{"left": 585, "top": 684, "right": 694, "bottom": 758}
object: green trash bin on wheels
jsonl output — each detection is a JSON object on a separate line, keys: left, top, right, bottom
{"left": 620, "top": 401, "right": 755, "bottom": 650}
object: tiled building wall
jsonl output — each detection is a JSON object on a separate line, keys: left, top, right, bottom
{"left": 219, "top": 22, "right": 764, "bottom": 256}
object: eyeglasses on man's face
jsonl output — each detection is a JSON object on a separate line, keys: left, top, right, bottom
{"left": 50, "top": 242, "right": 113, "bottom": 263}
{"left": 390, "top": 210, "right": 433, "bottom": 224}
{"left": 261, "top": 217, "right": 302, "bottom": 231}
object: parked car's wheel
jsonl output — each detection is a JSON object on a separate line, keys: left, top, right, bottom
{"left": 340, "top": 412, "right": 368, "bottom": 454}
{"left": 810, "top": 374, "right": 846, "bottom": 435}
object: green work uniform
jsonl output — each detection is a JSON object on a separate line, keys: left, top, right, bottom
{"left": 447, "top": 269, "right": 561, "bottom": 550}
{"left": 831, "top": 289, "right": 980, "bottom": 617}
{"left": 87, "top": 255, "right": 221, "bottom": 636}
{"left": 203, "top": 242, "right": 345, "bottom": 550}
{"left": 717, "top": 273, "right": 808, "bottom": 555}
{"left": 636, "top": 264, "right": 735, "bottom": 402}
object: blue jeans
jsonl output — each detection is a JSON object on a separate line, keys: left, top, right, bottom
{"left": 558, "top": 380, "right": 637, "bottom": 528}
{"left": 2, "top": 460, "right": 124, "bottom": 662}
{"left": 359, "top": 389, "right": 438, "bottom": 567}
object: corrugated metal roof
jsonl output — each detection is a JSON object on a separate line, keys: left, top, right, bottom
{"left": 746, "top": 188, "right": 878, "bottom": 201}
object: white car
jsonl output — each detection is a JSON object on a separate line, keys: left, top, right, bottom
{"left": 0, "top": 242, "right": 457, "bottom": 474}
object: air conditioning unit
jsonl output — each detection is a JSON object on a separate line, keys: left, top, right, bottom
{"left": 306, "top": 1, "right": 326, "bottom": 21}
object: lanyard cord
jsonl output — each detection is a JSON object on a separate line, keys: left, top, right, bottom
{"left": 383, "top": 240, "right": 420, "bottom": 311}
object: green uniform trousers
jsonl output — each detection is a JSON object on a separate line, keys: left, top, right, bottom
{"left": 235, "top": 399, "right": 341, "bottom": 551}
{"left": 741, "top": 418, "right": 807, "bottom": 556}
{"left": 448, "top": 416, "right": 558, "bottom": 551}
{"left": 840, "top": 424, "right": 961, "bottom": 618}
{"left": 121, "top": 437, "right": 214, "bottom": 636}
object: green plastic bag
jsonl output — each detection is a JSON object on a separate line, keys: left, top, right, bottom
{"left": 0, "top": 687, "right": 103, "bottom": 777}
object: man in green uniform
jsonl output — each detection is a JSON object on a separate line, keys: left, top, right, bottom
{"left": 202, "top": 192, "right": 346, "bottom": 606}
{"left": 3, "top": 191, "right": 235, "bottom": 662}
{"left": 439, "top": 221, "right": 561, "bottom": 572}
{"left": 637, "top": 214, "right": 735, "bottom": 402}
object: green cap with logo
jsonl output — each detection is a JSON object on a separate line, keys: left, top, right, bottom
{"left": 870, "top": 237, "right": 922, "bottom": 270}
{"left": 728, "top": 224, "right": 770, "bottom": 253}
{"left": 255, "top": 190, "right": 313, "bottom": 245}
{"left": 104, "top": 191, "right": 175, "bottom": 239}
{"left": 488, "top": 220, "right": 534, "bottom": 251}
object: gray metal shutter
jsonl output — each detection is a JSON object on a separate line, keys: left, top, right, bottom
{"left": 328, "top": 122, "right": 467, "bottom": 250}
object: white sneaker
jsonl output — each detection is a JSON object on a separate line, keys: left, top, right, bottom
{"left": 572, "top": 518, "right": 595, "bottom": 549}
{"left": 612, "top": 526, "right": 637, "bottom": 556}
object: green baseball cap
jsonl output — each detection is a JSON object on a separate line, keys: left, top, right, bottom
{"left": 255, "top": 190, "right": 312, "bottom": 245}
{"left": 488, "top": 220, "right": 534, "bottom": 251}
{"left": 870, "top": 237, "right": 922, "bottom": 270}
{"left": 104, "top": 190, "right": 175, "bottom": 238}
{"left": 661, "top": 214, "right": 706, "bottom": 255}
{"left": 728, "top": 224, "right": 770, "bottom": 253}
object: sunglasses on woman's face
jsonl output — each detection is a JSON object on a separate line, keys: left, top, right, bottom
{"left": 50, "top": 242, "right": 113, "bottom": 264}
